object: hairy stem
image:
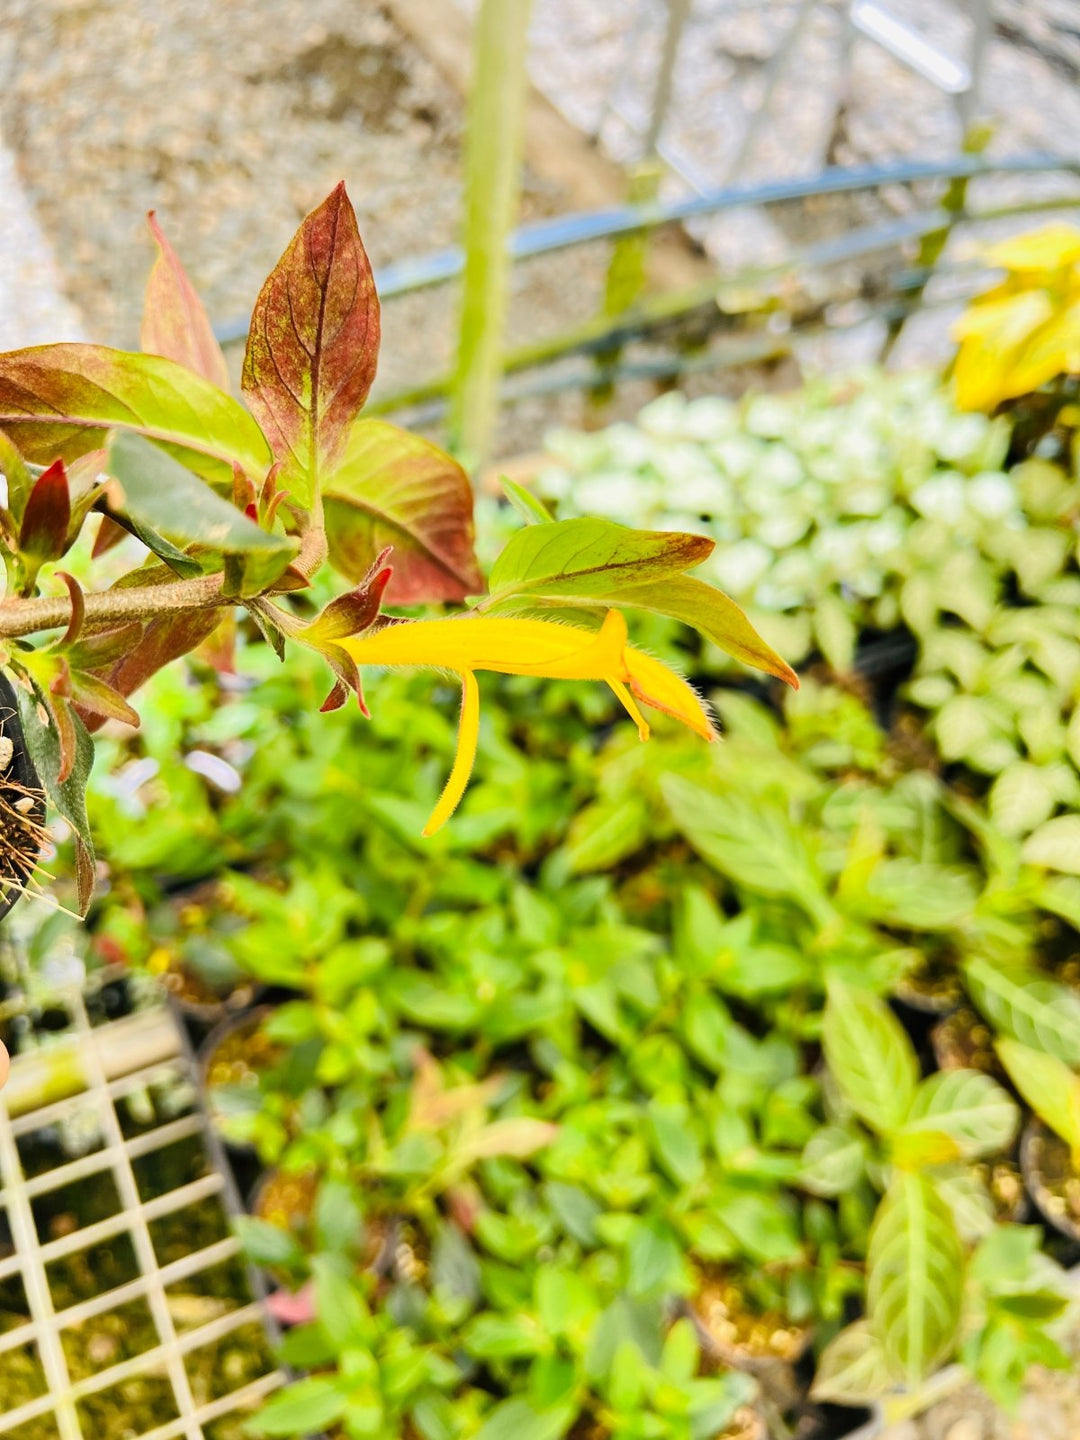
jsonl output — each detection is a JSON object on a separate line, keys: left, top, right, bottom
{"left": 0, "top": 526, "right": 325, "bottom": 639}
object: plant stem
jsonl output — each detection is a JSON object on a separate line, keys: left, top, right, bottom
{"left": 0, "top": 526, "right": 325, "bottom": 639}
{"left": 447, "top": 0, "right": 532, "bottom": 467}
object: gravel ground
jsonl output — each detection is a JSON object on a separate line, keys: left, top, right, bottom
{"left": 0, "top": 0, "right": 616, "bottom": 452}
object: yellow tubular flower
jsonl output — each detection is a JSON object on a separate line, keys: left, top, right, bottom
{"left": 338, "top": 609, "right": 716, "bottom": 835}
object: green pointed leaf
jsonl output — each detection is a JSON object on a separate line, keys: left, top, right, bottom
{"left": 487, "top": 516, "right": 713, "bottom": 604}
{"left": 502, "top": 476, "right": 553, "bottom": 525}
{"left": 68, "top": 671, "right": 140, "bottom": 728}
{"left": 141, "top": 212, "right": 230, "bottom": 390}
{"left": 473, "top": 1399, "right": 576, "bottom": 1440}
{"left": 106, "top": 432, "right": 296, "bottom": 592}
{"left": 0, "top": 343, "right": 269, "bottom": 483}
{"left": 964, "top": 955, "right": 1080, "bottom": 1064}
{"left": 485, "top": 519, "right": 796, "bottom": 686}
{"left": 663, "top": 775, "right": 828, "bottom": 914}
{"left": 867, "top": 1174, "right": 963, "bottom": 1387}
{"left": 810, "top": 1321, "right": 894, "bottom": 1404}
{"left": 798, "top": 1125, "right": 866, "bottom": 1197}
{"left": 996, "top": 1038, "right": 1080, "bottom": 1151}
{"left": 244, "top": 1378, "right": 347, "bottom": 1436}
{"left": 614, "top": 573, "right": 798, "bottom": 688}
{"left": 646, "top": 1100, "right": 704, "bottom": 1186}
{"left": 822, "top": 978, "right": 918, "bottom": 1136}
{"left": 894, "top": 1070, "right": 1019, "bottom": 1161}
{"left": 323, "top": 417, "right": 480, "bottom": 603}
{"left": 242, "top": 183, "right": 380, "bottom": 508}
{"left": 1022, "top": 815, "right": 1080, "bottom": 874}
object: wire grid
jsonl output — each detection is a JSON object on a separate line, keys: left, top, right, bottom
{"left": 0, "top": 978, "right": 285, "bottom": 1439}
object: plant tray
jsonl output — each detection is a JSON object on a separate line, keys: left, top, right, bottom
{"left": 0, "top": 967, "right": 283, "bottom": 1440}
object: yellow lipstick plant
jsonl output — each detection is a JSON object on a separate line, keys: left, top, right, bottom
{"left": 340, "top": 608, "right": 716, "bottom": 834}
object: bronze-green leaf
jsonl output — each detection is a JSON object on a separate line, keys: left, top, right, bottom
{"left": 486, "top": 516, "right": 714, "bottom": 606}
{"left": 324, "top": 418, "right": 481, "bottom": 603}
{"left": 141, "top": 212, "right": 231, "bottom": 391}
{"left": 242, "top": 183, "right": 380, "bottom": 508}
{"left": 616, "top": 573, "right": 799, "bottom": 689}
{"left": 0, "top": 344, "right": 270, "bottom": 484}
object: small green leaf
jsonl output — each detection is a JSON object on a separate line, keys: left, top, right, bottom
{"left": 663, "top": 778, "right": 827, "bottom": 914}
{"left": 613, "top": 572, "right": 799, "bottom": 688}
{"left": 106, "top": 432, "right": 297, "bottom": 592}
{"left": 798, "top": 1125, "right": 866, "bottom": 1197}
{"left": 965, "top": 955, "right": 1080, "bottom": 1064}
{"left": 822, "top": 979, "right": 918, "bottom": 1136}
{"left": 13, "top": 675, "right": 95, "bottom": 913}
{"left": 867, "top": 1174, "right": 963, "bottom": 1387}
{"left": 1022, "top": 815, "right": 1080, "bottom": 874}
{"left": 473, "top": 1398, "right": 576, "bottom": 1440}
{"left": 536, "top": 1267, "right": 597, "bottom": 1340}
{"left": 232, "top": 1216, "right": 303, "bottom": 1268}
{"left": 894, "top": 1070, "right": 1019, "bottom": 1161}
{"left": 996, "top": 1038, "right": 1080, "bottom": 1151}
{"left": 311, "top": 1253, "right": 369, "bottom": 1351}
{"left": 487, "top": 516, "right": 713, "bottom": 604}
{"left": 502, "top": 476, "right": 554, "bottom": 524}
{"left": 0, "top": 429, "right": 32, "bottom": 518}
{"left": 244, "top": 1378, "right": 347, "bottom": 1436}
{"left": 810, "top": 1321, "right": 894, "bottom": 1404}
{"left": 646, "top": 1100, "right": 704, "bottom": 1186}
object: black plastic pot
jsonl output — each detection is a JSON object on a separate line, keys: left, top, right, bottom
{"left": 1020, "top": 1118, "right": 1080, "bottom": 1241}
{"left": 0, "top": 670, "right": 47, "bottom": 922}
{"left": 197, "top": 1004, "right": 280, "bottom": 1149}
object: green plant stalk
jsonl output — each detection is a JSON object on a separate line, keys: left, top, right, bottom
{"left": 448, "top": 0, "right": 533, "bottom": 467}
{"left": 0, "top": 523, "right": 326, "bottom": 639}
{"left": 589, "top": 162, "right": 663, "bottom": 409}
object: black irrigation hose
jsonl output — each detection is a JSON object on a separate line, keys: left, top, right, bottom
{"left": 211, "top": 153, "right": 1080, "bottom": 345}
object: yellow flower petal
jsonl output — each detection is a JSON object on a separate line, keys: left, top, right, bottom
{"left": 626, "top": 649, "right": 715, "bottom": 742}
{"left": 342, "top": 610, "right": 630, "bottom": 680}
{"left": 423, "top": 670, "right": 480, "bottom": 836}
{"left": 338, "top": 609, "right": 716, "bottom": 831}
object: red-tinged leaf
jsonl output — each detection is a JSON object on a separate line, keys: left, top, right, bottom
{"left": 324, "top": 419, "right": 481, "bottom": 603}
{"left": 242, "top": 183, "right": 380, "bottom": 508}
{"left": 233, "top": 462, "right": 257, "bottom": 514}
{"left": 97, "top": 608, "right": 225, "bottom": 711}
{"left": 75, "top": 840, "right": 94, "bottom": 916}
{"left": 320, "top": 679, "right": 349, "bottom": 713}
{"left": 65, "top": 622, "right": 143, "bottom": 672}
{"left": 303, "top": 556, "right": 392, "bottom": 642}
{"left": 194, "top": 611, "right": 237, "bottom": 674}
{"left": 0, "top": 344, "right": 270, "bottom": 483}
{"left": 19, "top": 459, "right": 70, "bottom": 562}
{"left": 319, "top": 644, "right": 369, "bottom": 716}
{"left": 52, "top": 694, "right": 77, "bottom": 785}
{"left": 70, "top": 671, "right": 140, "bottom": 728}
{"left": 141, "top": 212, "right": 230, "bottom": 391}
{"left": 57, "top": 572, "right": 85, "bottom": 647}
{"left": 93, "top": 515, "right": 129, "bottom": 559}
